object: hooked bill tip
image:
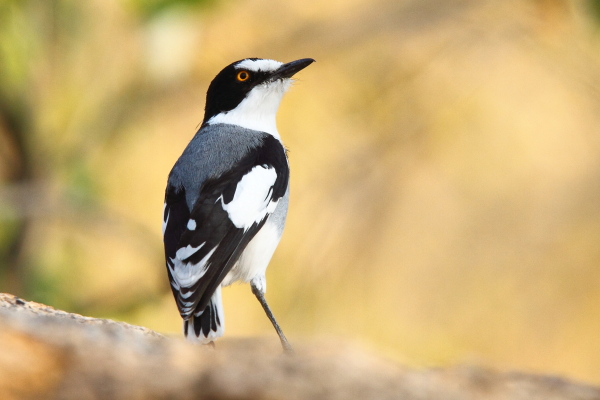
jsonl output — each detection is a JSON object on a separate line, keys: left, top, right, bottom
{"left": 273, "top": 58, "right": 315, "bottom": 79}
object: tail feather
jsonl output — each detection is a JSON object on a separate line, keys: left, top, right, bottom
{"left": 184, "top": 286, "right": 224, "bottom": 343}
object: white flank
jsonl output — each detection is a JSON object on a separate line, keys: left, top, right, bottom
{"left": 187, "top": 219, "right": 196, "bottom": 230}
{"left": 220, "top": 166, "right": 278, "bottom": 230}
{"left": 169, "top": 246, "right": 216, "bottom": 288}
{"left": 235, "top": 59, "right": 282, "bottom": 72}
{"left": 162, "top": 203, "right": 169, "bottom": 235}
{"left": 222, "top": 221, "right": 282, "bottom": 289}
{"left": 207, "top": 79, "right": 291, "bottom": 138}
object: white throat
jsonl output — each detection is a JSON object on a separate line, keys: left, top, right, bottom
{"left": 207, "top": 79, "right": 291, "bottom": 140}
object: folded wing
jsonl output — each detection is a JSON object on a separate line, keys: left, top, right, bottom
{"left": 163, "top": 137, "right": 288, "bottom": 320}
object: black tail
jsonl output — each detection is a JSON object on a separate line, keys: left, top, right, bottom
{"left": 184, "top": 286, "right": 224, "bottom": 343}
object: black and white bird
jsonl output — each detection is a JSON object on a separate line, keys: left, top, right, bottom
{"left": 162, "top": 58, "right": 314, "bottom": 353}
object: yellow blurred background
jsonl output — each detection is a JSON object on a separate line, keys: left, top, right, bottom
{"left": 2, "top": 0, "right": 600, "bottom": 385}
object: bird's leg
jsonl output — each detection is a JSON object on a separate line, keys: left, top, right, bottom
{"left": 250, "top": 282, "right": 294, "bottom": 354}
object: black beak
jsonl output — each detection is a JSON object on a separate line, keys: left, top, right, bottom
{"left": 271, "top": 58, "right": 315, "bottom": 80}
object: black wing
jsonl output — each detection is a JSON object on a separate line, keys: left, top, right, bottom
{"left": 163, "top": 135, "right": 288, "bottom": 320}
{"left": 163, "top": 185, "right": 190, "bottom": 308}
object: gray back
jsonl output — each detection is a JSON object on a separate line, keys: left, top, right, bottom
{"left": 168, "top": 123, "right": 267, "bottom": 209}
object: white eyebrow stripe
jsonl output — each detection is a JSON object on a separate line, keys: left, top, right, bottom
{"left": 235, "top": 59, "right": 283, "bottom": 72}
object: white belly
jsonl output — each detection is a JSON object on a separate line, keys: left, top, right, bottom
{"left": 222, "top": 220, "right": 282, "bottom": 288}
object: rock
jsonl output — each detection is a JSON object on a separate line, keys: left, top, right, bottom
{"left": 1, "top": 293, "right": 598, "bottom": 400}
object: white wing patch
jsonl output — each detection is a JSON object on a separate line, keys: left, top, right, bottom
{"left": 235, "top": 59, "right": 282, "bottom": 72}
{"left": 187, "top": 219, "right": 197, "bottom": 230}
{"left": 162, "top": 202, "right": 169, "bottom": 235}
{"left": 221, "top": 165, "right": 279, "bottom": 231}
{"left": 175, "top": 243, "right": 204, "bottom": 260}
{"left": 169, "top": 245, "right": 216, "bottom": 288}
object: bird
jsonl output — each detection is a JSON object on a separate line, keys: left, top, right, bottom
{"left": 162, "top": 57, "right": 314, "bottom": 353}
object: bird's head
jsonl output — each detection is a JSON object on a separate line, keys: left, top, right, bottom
{"left": 202, "top": 58, "right": 315, "bottom": 137}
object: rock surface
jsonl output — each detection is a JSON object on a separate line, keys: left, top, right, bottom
{"left": 1, "top": 293, "right": 599, "bottom": 400}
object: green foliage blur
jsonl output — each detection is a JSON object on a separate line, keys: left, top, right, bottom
{"left": 126, "top": 0, "right": 214, "bottom": 20}
{"left": 2, "top": 0, "right": 600, "bottom": 386}
{"left": 587, "top": 0, "right": 600, "bottom": 22}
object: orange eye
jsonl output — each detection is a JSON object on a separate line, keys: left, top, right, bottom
{"left": 236, "top": 71, "right": 250, "bottom": 81}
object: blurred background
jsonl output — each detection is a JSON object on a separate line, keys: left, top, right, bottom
{"left": 2, "top": 0, "right": 600, "bottom": 385}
